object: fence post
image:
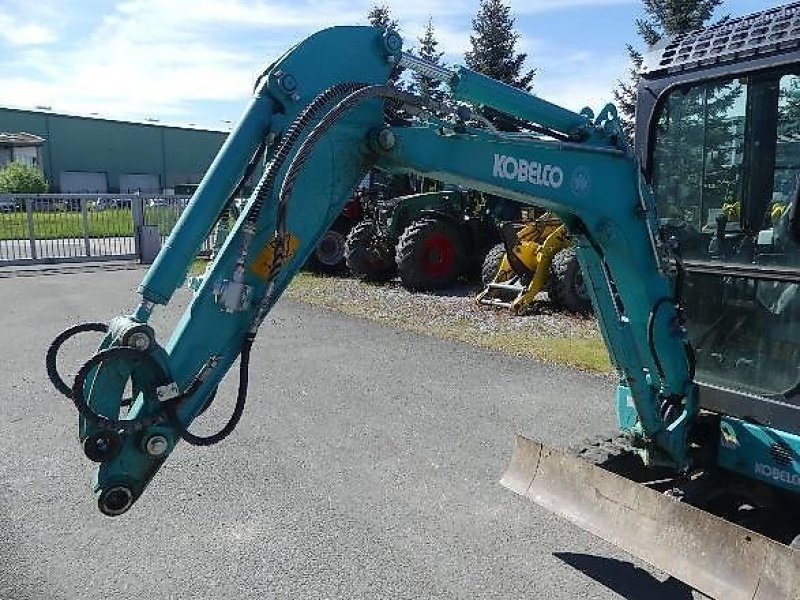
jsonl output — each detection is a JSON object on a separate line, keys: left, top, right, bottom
{"left": 25, "top": 197, "right": 37, "bottom": 260}
{"left": 81, "top": 197, "right": 91, "bottom": 257}
{"left": 132, "top": 196, "right": 144, "bottom": 260}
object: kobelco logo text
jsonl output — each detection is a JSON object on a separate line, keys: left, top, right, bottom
{"left": 493, "top": 154, "right": 564, "bottom": 189}
{"left": 755, "top": 462, "right": 800, "bottom": 487}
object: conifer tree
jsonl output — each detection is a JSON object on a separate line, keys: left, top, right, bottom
{"left": 367, "top": 4, "right": 398, "bottom": 32}
{"left": 465, "top": 0, "right": 534, "bottom": 91}
{"left": 367, "top": 4, "right": 403, "bottom": 87}
{"left": 614, "top": 0, "right": 724, "bottom": 139}
{"left": 410, "top": 18, "right": 446, "bottom": 103}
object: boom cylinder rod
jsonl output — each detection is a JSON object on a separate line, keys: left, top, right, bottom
{"left": 449, "top": 67, "right": 591, "bottom": 139}
{"left": 399, "top": 53, "right": 590, "bottom": 140}
{"left": 138, "top": 91, "right": 275, "bottom": 306}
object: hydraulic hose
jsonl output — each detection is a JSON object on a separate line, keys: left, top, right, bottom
{"left": 265, "top": 85, "right": 424, "bottom": 281}
{"left": 166, "top": 338, "right": 253, "bottom": 446}
{"left": 245, "top": 82, "right": 370, "bottom": 226}
{"left": 647, "top": 296, "right": 673, "bottom": 384}
{"left": 71, "top": 346, "right": 169, "bottom": 432}
{"left": 46, "top": 322, "right": 109, "bottom": 397}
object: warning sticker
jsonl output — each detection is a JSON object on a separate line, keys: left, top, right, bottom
{"left": 250, "top": 232, "right": 301, "bottom": 279}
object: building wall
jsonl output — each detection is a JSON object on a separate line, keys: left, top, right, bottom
{"left": 0, "top": 107, "right": 238, "bottom": 193}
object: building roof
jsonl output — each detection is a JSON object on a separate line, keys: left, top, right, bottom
{"left": 0, "top": 132, "right": 45, "bottom": 146}
{"left": 0, "top": 105, "right": 229, "bottom": 133}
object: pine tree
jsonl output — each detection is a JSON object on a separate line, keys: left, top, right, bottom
{"left": 367, "top": 4, "right": 398, "bottom": 32}
{"left": 367, "top": 4, "right": 403, "bottom": 88}
{"left": 465, "top": 0, "right": 535, "bottom": 91}
{"left": 410, "top": 18, "right": 446, "bottom": 103}
{"left": 613, "top": 0, "right": 724, "bottom": 140}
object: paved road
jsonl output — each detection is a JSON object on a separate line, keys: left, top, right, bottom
{"left": 0, "top": 236, "right": 135, "bottom": 262}
{"left": 0, "top": 269, "right": 696, "bottom": 600}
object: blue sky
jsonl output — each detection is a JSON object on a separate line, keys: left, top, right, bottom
{"left": 0, "top": 0, "right": 773, "bottom": 130}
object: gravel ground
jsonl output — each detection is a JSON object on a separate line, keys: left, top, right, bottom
{"left": 286, "top": 273, "right": 611, "bottom": 372}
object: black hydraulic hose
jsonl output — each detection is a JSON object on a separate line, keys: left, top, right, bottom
{"left": 71, "top": 346, "right": 169, "bottom": 432}
{"left": 167, "top": 338, "right": 253, "bottom": 446}
{"left": 279, "top": 85, "right": 421, "bottom": 219}
{"left": 215, "top": 139, "right": 269, "bottom": 226}
{"left": 647, "top": 296, "right": 673, "bottom": 384}
{"left": 46, "top": 322, "right": 109, "bottom": 397}
{"left": 266, "top": 85, "right": 424, "bottom": 279}
{"left": 246, "top": 82, "right": 370, "bottom": 226}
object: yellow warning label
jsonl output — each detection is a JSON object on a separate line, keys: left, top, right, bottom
{"left": 250, "top": 232, "right": 301, "bottom": 279}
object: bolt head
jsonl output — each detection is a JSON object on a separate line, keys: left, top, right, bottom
{"left": 280, "top": 73, "right": 297, "bottom": 93}
{"left": 145, "top": 435, "right": 169, "bottom": 457}
{"left": 128, "top": 331, "right": 151, "bottom": 351}
{"left": 383, "top": 31, "right": 402, "bottom": 53}
{"left": 377, "top": 129, "right": 396, "bottom": 151}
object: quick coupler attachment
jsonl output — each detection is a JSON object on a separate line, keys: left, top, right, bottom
{"left": 46, "top": 316, "right": 205, "bottom": 516}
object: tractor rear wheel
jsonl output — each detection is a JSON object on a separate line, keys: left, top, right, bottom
{"left": 481, "top": 243, "right": 506, "bottom": 286}
{"left": 547, "top": 247, "right": 593, "bottom": 314}
{"left": 344, "top": 220, "right": 396, "bottom": 281}
{"left": 396, "top": 217, "right": 465, "bottom": 291}
{"left": 307, "top": 221, "right": 350, "bottom": 274}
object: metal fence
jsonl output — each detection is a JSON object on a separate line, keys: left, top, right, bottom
{"left": 0, "top": 193, "right": 195, "bottom": 266}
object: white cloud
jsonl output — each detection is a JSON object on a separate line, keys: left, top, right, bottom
{"left": 0, "top": 0, "right": 636, "bottom": 124}
{"left": 0, "top": 13, "right": 58, "bottom": 46}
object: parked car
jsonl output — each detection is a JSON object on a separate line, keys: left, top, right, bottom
{"left": 0, "top": 194, "right": 16, "bottom": 212}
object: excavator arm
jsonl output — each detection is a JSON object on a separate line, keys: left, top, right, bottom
{"left": 48, "top": 25, "right": 792, "bottom": 599}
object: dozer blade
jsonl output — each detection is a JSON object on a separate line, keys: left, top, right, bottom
{"left": 500, "top": 435, "right": 800, "bottom": 600}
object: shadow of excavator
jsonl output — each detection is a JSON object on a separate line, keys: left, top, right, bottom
{"left": 554, "top": 552, "right": 704, "bottom": 600}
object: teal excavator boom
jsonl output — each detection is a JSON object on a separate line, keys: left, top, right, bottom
{"left": 47, "top": 16, "right": 800, "bottom": 600}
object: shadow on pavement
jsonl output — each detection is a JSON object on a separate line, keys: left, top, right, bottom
{"left": 0, "top": 262, "right": 143, "bottom": 278}
{"left": 554, "top": 552, "right": 697, "bottom": 600}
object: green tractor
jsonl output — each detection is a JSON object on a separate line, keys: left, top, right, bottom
{"left": 345, "top": 183, "right": 520, "bottom": 291}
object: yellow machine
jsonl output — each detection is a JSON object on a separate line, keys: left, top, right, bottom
{"left": 477, "top": 212, "right": 589, "bottom": 314}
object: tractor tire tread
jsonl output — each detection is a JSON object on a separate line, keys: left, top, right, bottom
{"left": 547, "top": 247, "right": 593, "bottom": 314}
{"left": 344, "top": 220, "right": 396, "bottom": 282}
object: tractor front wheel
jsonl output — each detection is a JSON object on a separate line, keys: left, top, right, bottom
{"left": 481, "top": 243, "right": 506, "bottom": 286}
{"left": 344, "top": 220, "right": 396, "bottom": 281}
{"left": 396, "top": 218, "right": 465, "bottom": 291}
{"left": 547, "top": 247, "right": 593, "bottom": 314}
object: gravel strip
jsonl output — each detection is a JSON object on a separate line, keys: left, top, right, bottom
{"left": 286, "top": 273, "right": 611, "bottom": 372}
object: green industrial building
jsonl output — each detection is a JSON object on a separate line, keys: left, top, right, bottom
{"left": 0, "top": 106, "right": 232, "bottom": 193}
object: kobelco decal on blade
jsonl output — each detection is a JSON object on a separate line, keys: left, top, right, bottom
{"left": 492, "top": 154, "right": 564, "bottom": 188}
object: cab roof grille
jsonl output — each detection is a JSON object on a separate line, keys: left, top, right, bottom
{"left": 643, "top": 2, "right": 800, "bottom": 75}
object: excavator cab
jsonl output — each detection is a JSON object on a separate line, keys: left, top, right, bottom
{"left": 635, "top": 9, "right": 800, "bottom": 487}
{"left": 504, "top": 7, "right": 800, "bottom": 599}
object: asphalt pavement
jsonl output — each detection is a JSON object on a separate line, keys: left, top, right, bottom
{"left": 0, "top": 268, "right": 697, "bottom": 599}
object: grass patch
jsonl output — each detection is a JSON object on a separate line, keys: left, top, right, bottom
{"left": 0, "top": 207, "right": 181, "bottom": 240}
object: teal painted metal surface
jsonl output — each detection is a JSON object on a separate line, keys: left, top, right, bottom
{"left": 615, "top": 384, "right": 638, "bottom": 432}
{"left": 375, "top": 125, "right": 696, "bottom": 467}
{"left": 55, "top": 25, "right": 800, "bottom": 519}
{"left": 79, "top": 26, "right": 399, "bottom": 510}
{"left": 139, "top": 92, "right": 275, "bottom": 304}
{"left": 449, "top": 67, "right": 591, "bottom": 139}
{"left": 718, "top": 416, "right": 800, "bottom": 494}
